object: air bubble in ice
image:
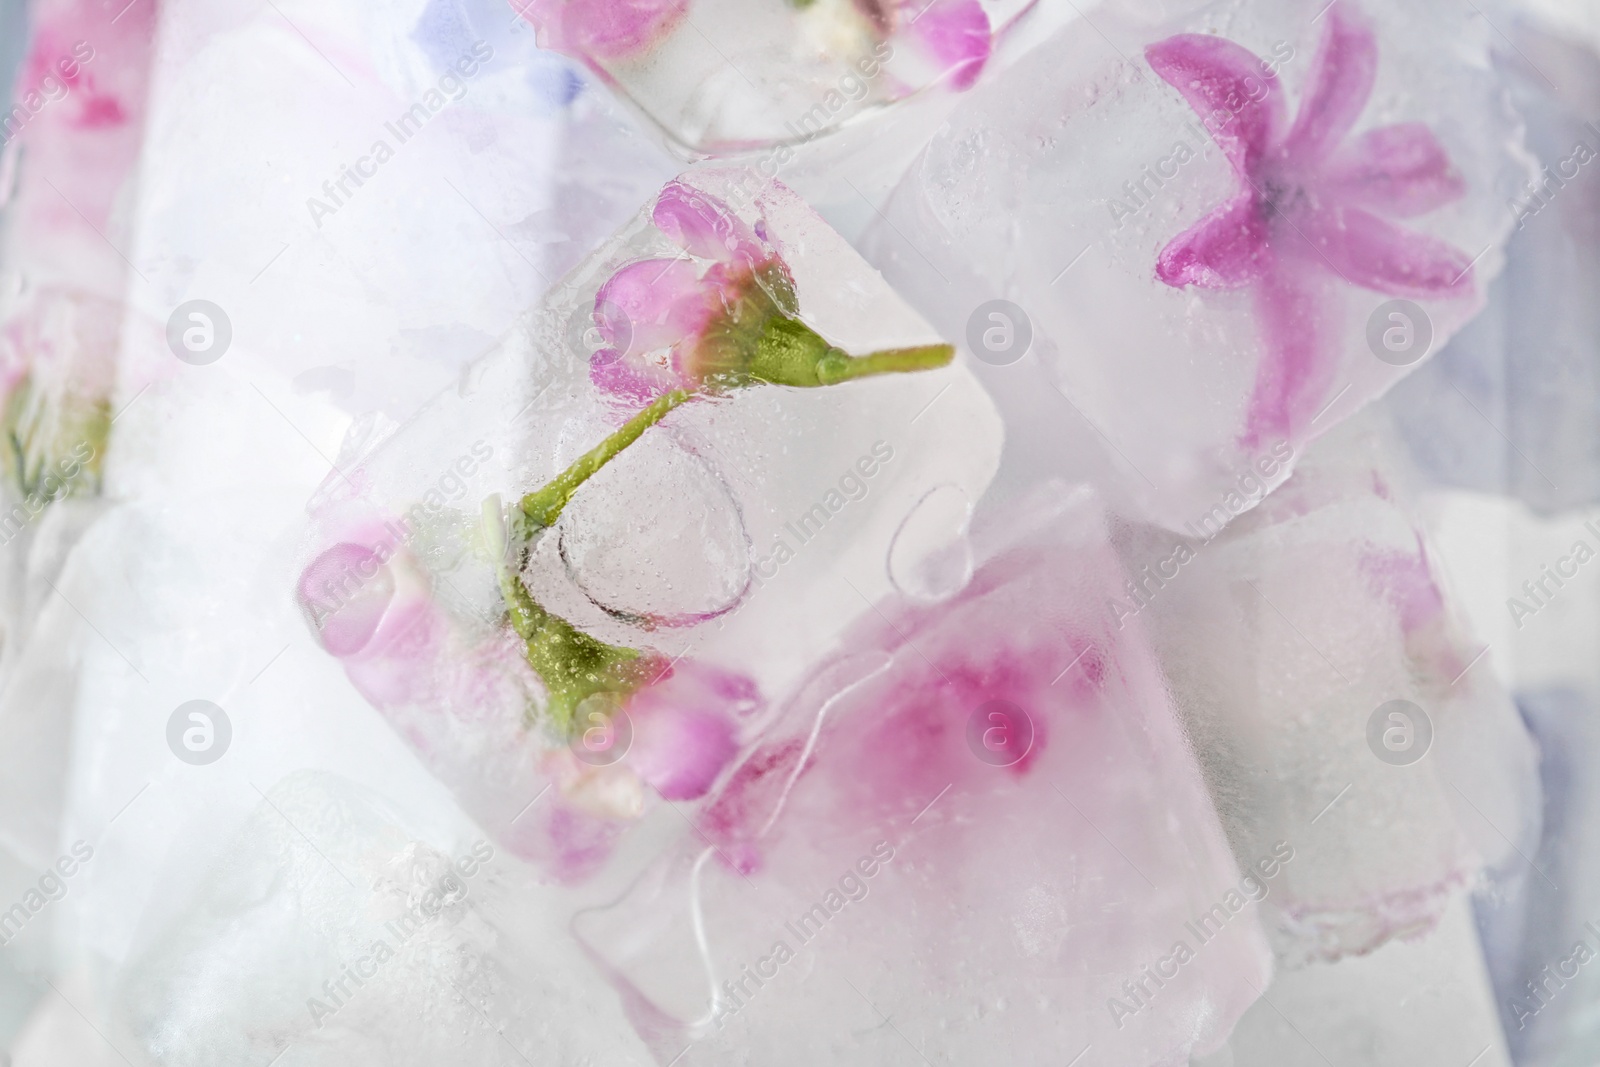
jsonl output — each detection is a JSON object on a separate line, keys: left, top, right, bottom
{"left": 559, "top": 430, "right": 752, "bottom": 627}
{"left": 887, "top": 483, "right": 974, "bottom": 603}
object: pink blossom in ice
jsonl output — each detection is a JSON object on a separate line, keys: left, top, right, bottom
{"left": 1147, "top": 2, "right": 1473, "bottom": 446}
{"left": 514, "top": 0, "right": 689, "bottom": 62}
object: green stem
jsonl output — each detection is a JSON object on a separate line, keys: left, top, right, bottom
{"left": 496, "top": 558, "right": 650, "bottom": 736}
{"left": 749, "top": 315, "right": 954, "bottom": 389}
{"left": 492, "top": 388, "right": 691, "bottom": 735}
{"left": 816, "top": 344, "right": 954, "bottom": 385}
{"left": 517, "top": 388, "right": 692, "bottom": 532}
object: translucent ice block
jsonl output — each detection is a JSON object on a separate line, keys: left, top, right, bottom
{"left": 0, "top": 0, "right": 156, "bottom": 1019}
{"left": 1126, "top": 425, "right": 1540, "bottom": 963}
{"left": 0, "top": 0, "right": 158, "bottom": 652}
{"left": 1195, "top": 893, "right": 1512, "bottom": 1067}
{"left": 296, "top": 169, "right": 1001, "bottom": 882}
{"left": 120, "top": 770, "right": 653, "bottom": 1067}
{"left": 514, "top": 0, "right": 1040, "bottom": 153}
{"left": 573, "top": 485, "right": 1270, "bottom": 1066}
{"left": 862, "top": 0, "right": 1528, "bottom": 532}
{"left": 127, "top": 0, "right": 629, "bottom": 419}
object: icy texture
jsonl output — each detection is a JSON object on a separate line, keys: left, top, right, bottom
{"left": 0, "top": 0, "right": 157, "bottom": 654}
{"left": 1386, "top": 19, "right": 1600, "bottom": 513}
{"left": 1196, "top": 893, "right": 1511, "bottom": 1067}
{"left": 514, "top": 0, "right": 1055, "bottom": 153}
{"left": 121, "top": 770, "right": 652, "bottom": 1067}
{"left": 7, "top": 0, "right": 1598, "bottom": 1062}
{"left": 128, "top": 0, "right": 667, "bottom": 422}
{"left": 1127, "top": 425, "right": 1540, "bottom": 963}
{"left": 0, "top": 1, "right": 156, "bottom": 1040}
{"left": 298, "top": 169, "right": 1001, "bottom": 881}
{"left": 574, "top": 485, "right": 1270, "bottom": 1066}
{"left": 862, "top": 0, "right": 1527, "bottom": 532}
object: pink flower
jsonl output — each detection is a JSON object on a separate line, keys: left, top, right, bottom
{"left": 624, "top": 661, "right": 749, "bottom": 799}
{"left": 591, "top": 179, "right": 953, "bottom": 403}
{"left": 875, "top": 0, "right": 991, "bottom": 92}
{"left": 515, "top": 0, "right": 690, "bottom": 61}
{"left": 590, "top": 181, "right": 797, "bottom": 405}
{"left": 297, "top": 523, "right": 755, "bottom": 883}
{"left": 1146, "top": 2, "right": 1473, "bottom": 446}
{"left": 538, "top": 659, "right": 756, "bottom": 882}
{"left": 295, "top": 528, "right": 446, "bottom": 708}
{"left": 580, "top": 492, "right": 1271, "bottom": 1059}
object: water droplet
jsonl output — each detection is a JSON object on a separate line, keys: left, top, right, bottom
{"left": 559, "top": 430, "right": 751, "bottom": 627}
{"left": 887, "top": 484, "right": 973, "bottom": 603}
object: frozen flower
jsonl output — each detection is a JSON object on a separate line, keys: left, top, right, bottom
{"left": 296, "top": 500, "right": 752, "bottom": 832}
{"left": 791, "top": 0, "right": 991, "bottom": 92}
{"left": 516, "top": 0, "right": 690, "bottom": 62}
{"left": 580, "top": 491, "right": 1271, "bottom": 1060}
{"left": 590, "top": 180, "right": 953, "bottom": 404}
{"left": 1146, "top": 2, "right": 1473, "bottom": 446}
{"left": 874, "top": 0, "right": 990, "bottom": 91}
{"left": 0, "top": 288, "right": 116, "bottom": 509}
{"left": 485, "top": 397, "right": 755, "bottom": 813}
{"left": 296, "top": 526, "right": 449, "bottom": 709}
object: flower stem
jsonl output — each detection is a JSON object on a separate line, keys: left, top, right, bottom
{"left": 815, "top": 344, "right": 954, "bottom": 385}
{"left": 492, "top": 388, "right": 691, "bottom": 735}
{"left": 496, "top": 558, "right": 652, "bottom": 736}
{"left": 750, "top": 315, "right": 954, "bottom": 388}
{"left": 517, "top": 388, "right": 693, "bottom": 533}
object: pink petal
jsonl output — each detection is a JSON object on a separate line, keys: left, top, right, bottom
{"left": 594, "top": 257, "right": 713, "bottom": 355}
{"left": 589, "top": 350, "right": 676, "bottom": 405}
{"left": 1241, "top": 255, "right": 1338, "bottom": 448}
{"left": 1301, "top": 206, "right": 1475, "bottom": 298}
{"left": 343, "top": 600, "right": 444, "bottom": 707}
{"left": 1360, "top": 544, "right": 1446, "bottom": 635}
{"left": 520, "top": 0, "right": 689, "bottom": 61}
{"left": 1155, "top": 191, "right": 1272, "bottom": 290}
{"left": 902, "top": 0, "right": 992, "bottom": 91}
{"left": 652, "top": 181, "right": 764, "bottom": 265}
{"left": 1145, "top": 33, "right": 1285, "bottom": 175}
{"left": 1322, "top": 123, "right": 1467, "bottom": 218}
{"left": 297, "top": 543, "right": 395, "bottom": 657}
{"left": 1278, "top": 3, "right": 1378, "bottom": 166}
{"left": 625, "top": 662, "right": 750, "bottom": 800}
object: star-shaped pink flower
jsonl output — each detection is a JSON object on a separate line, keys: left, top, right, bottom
{"left": 1147, "top": 2, "right": 1473, "bottom": 446}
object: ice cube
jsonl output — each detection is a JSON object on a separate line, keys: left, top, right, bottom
{"left": 1194, "top": 893, "right": 1512, "bottom": 1067}
{"left": 124, "top": 0, "right": 649, "bottom": 421}
{"left": 0, "top": 0, "right": 158, "bottom": 651}
{"left": 513, "top": 0, "right": 1055, "bottom": 154}
{"left": 861, "top": 0, "right": 1528, "bottom": 533}
{"left": 573, "top": 484, "right": 1270, "bottom": 1065}
{"left": 1125, "top": 423, "right": 1540, "bottom": 963}
{"left": 297, "top": 169, "right": 1002, "bottom": 881}
{"left": 120, "top": 770, "right": 653, "bottom": 1067}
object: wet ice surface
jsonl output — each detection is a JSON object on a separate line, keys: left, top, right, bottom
{"left": 7, "top": 0, "right": 1600, "bottom": 1064}
{"left": 1195, "top": 894, "right": 1512, "bottom": 1067}
{"left": 1127, "top": 423, "right": 1540, "bottom": 964}
{"left": 862, "top": 0, "right": 1528, "bottom": 531}
{"left": 297, "top": 168, "right": 1001, "bottom": 880}
{"left": 514, "top": 0, "right": 1068, "bottom": 154}
{"left": 122, "top": 770, "right": 653, "bottom": 1066}
{"left": 574, "top": 486, "right": 1270, "bottom": 1066}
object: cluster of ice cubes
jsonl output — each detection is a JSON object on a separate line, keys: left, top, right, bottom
{"left": 2, "top": 0, "right": 1600, "bottom": 1064}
